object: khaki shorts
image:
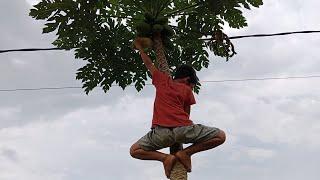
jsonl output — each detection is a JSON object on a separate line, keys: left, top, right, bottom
{"left": 137, "top": 124, "right": 220, "bottom": 151}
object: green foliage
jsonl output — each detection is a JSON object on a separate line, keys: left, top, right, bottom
{"left": 29, "top": 0, "right": 263, "bottom": 94}
{"left": 162, "top": 24, "right": 175, "bottom": 37}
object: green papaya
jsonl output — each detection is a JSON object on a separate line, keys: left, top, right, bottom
{"left": 136, "top": 22, "right": 152, "bottom": 36}
{"left": 136, "top": 32, "right": 145, "bottom": 37}
{"left": 152, "top": 24, "right": 164, "bottom": 33}
{"left": 155, "top": 17, "right": 168, "bottom": 25}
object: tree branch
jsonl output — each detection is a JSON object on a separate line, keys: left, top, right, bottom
{"left": 157, "top": 0, "right": 173, "bottom": 16}
{"left": 169, "top": 25, "right": 208, "bottom": 36}
{"left": 105, "top": 15, "right": 140, "bottom": 20}
{"left": 165, "top": 2, "right": 203, "bottom": 17}
{"left": 108, "top": 1, "right": 144, "bottom": 14}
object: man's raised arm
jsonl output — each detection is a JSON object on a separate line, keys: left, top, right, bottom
{"left": 134, "top": 38, "right": 157, "bottom": 76}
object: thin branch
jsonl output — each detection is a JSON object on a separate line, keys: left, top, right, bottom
{"left": 165, "top": 2, "right": 202, "bottom": 17}
{"left": 157, "top": 0, "right": 173, "bottom": 16}
{"left": 108, "top": 1, "right": 142, "bottom": 13}
{"left": 134, "top": 2, "right": 147, "bottom": 13}
{"left": 169, "top": 25, "right": 208, "bottom": 36}
{"left": 174, "top": 12, "right": 198, "bottom": 16}
{"left": 105, "top": 15, "right": 140, "bottom": 20}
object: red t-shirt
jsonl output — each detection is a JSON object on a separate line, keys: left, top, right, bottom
{"left": 151, "top": 69, "right": 196, "bottom": 128}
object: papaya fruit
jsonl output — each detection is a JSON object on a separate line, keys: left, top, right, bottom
{"left": 133, "top": 37, "right": 153, "bottom": 49}
{"left": 155, "top": 16, "right": 168, "bottom": 25}
{"left": 136, "top": 22, "right": 152, "bottom": 37}
{"left": 141, "top": 37, "right": 153, "bottom": 48}
{"left": 152, "top": 24, "right": 164, "bottom": 33}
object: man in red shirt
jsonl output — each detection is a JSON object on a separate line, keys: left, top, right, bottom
{"left": 130, "top": 38, "right": 226, "bottom": 178}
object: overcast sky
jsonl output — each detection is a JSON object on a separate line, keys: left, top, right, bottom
{"left": 0, "top": 0, "right": 320, "bottom": 180}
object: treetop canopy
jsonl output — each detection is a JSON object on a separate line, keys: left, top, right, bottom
{"left": 30, "top": 0, "right": 263, "bottom": 94}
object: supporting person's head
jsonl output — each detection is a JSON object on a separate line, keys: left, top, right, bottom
{"left": 173, "top": 64, "right": 199, "bottom": 88}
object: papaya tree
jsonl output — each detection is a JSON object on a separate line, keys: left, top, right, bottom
{"left": 29, "top": 0, "right": 263, "bottom": 179}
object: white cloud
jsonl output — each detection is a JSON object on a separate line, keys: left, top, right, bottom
{"left": 246, "top": 147, "right": 276, "bottom": 160}
{"left": 227, "top": 146, "right": 276, "bottom": 162}
{"left": 25, "top": 0, "right": 40, "bottom": 6}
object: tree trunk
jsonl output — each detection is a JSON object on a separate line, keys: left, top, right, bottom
{"left": 153, "top": 33, "right": 188, "bottom": 180}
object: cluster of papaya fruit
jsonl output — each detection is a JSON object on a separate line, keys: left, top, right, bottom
{"left": 134, "top": 12, "right": 175, "bottom": 49}
{"left": 136, "top": 12, "right": 174, "bottom": 38}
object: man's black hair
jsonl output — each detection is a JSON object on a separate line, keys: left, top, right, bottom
{"left": 173, "top": 64, "right": 199, "bottom": 84}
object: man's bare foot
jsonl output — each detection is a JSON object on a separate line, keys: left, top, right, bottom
{"left": 175, "top": 151, "right": 192, "bottom": 172}
{"left": 162, "top": 154, "right": 177, "bottom": 178}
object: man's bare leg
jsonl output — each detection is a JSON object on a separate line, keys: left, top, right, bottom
{"left": 175, "top": 130, "right": 226, "bottom": 172}
{"left": 130, "top": 143, "right": 177, "bottom": 178}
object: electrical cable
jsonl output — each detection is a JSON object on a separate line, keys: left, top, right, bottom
{"left": 229, "top": 30, "right": 320, "bottom": 40}
{"left": 1, "top": 75, "right": 319, "bottom": 92}
{"left": 1, "top": 30, "right": 320, "bottom": 54}
{"left": 0, "top": 47, "right": 62, "bottom": 54}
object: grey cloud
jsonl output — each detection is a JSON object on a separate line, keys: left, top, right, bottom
{"left": 0, "top": 147, "right": 19, "bottom": 162}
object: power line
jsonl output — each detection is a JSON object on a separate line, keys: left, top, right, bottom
{"left": 0, "top": 86, "right": 81, "bottom": 92}
{"left": 202, "top": 75, "right": 320, "bottom": 82}
{"left": 1, "top": 75, "right": 319, "bottom": 92}
{"left": 1, "top": 30, "right": 320, "bottom": 54}
{"left": 229, "top": 30, "right": 320, "bottom": 40}
{"left": 0, "top": 47, "right": 62, "bottom": 54}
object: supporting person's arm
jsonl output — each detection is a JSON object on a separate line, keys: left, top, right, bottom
{"left": 135, "top": 38, "right": 157, "bottom": 76}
